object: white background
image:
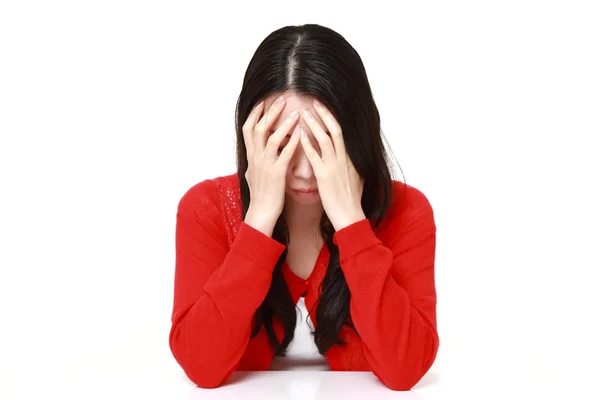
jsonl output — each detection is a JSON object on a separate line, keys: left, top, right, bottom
{"left": 1, "top": 1, "right": 599, "bottom": 399}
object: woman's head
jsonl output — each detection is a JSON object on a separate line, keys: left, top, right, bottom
{"left": 259, "top": 91, "right": 328, "bottom": 205}
{"left": 235, "top": 24, "right": 398, "bottom": 356}
{"left": 236, "top": 24, "right": 393, "bottom": 211}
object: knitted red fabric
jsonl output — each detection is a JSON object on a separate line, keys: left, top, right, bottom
{"left": 169, "top": 173, "right": 438, "bottom": 390}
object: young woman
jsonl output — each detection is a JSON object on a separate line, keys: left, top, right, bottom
{"left": 169, "top": 24, "right": 438, "bottom": 391}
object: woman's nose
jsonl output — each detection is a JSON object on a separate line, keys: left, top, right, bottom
{"left": 291, "top": 148, "right": 314, "bottom": 178}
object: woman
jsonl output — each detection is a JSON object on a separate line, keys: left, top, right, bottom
{"left": 169, "top": 24, "right": 438, "bottom": 391}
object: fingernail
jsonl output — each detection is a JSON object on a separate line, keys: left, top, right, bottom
{"left": 289, "top": 110, "right": 299, "bottom": 119}
{"left": 313, "top": 99, "right": 322, "bottom": 108}
{"left": 275, "top": 95, "right": 285, "bottom": 104}
{"left": 303, "top": 109, "right": 313, "bottom": 120}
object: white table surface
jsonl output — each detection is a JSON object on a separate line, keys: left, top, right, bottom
{"left": 2, "top": 361, "right": 594, "bottom": 400}
{"left": 189, "top": 371, "right": 429, "bottom": 400}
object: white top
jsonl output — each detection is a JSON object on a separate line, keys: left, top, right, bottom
{"left": 268, "top": 296, "right": 330, "bottom": 371}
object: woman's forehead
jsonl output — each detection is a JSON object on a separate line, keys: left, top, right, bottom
{"left": 263, "top": 92, "right": 328, "bottom": 135}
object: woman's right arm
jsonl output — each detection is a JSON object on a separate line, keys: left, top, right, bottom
{"left": 168, "top": 180, "right": 284, "bottom": 388}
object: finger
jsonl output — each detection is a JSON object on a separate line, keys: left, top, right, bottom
{"left": 299, "top": 127, "right": 324, "bottom": 174}
{"left": 275, "top": 125, "right": 301, "bottom": 167}
{"left": 301, "top": 108, "right": 336, "bottom": 162}
{"left": 312, "top": 99, "right": 346, "bottom": 159}
{"left": 255, "top": 95, "right": 286, "bottom": 153}
{"left": 242, "top": 100, "right": 264, "bottom": 156}
{"left": 265, "top": 110, "right": 300, "bottom": 160}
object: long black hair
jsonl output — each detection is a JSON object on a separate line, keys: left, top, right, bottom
{"left": 234, "top": 24, "right": 403, "bottom": 357}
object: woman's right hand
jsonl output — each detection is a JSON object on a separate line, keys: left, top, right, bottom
{"left": 242, "top": 95, "right": 301, "bottom": 235}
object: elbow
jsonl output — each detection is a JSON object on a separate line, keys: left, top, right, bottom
{"left": 381, "top": 333, "right": 440, "bottom": 391}
{"left": 382, "top": 374, "right": 424, "bottom": 391}
{"left": 380, "top": 362, "right": 434, "bottom": 391}
{"left": 170, "top": 343, "right": 231, "bottom": 389}
{"left": 169, "top": 326, "right": 235, "bottom": 389}
{"left": 186, "top": 369, "right": 229, "bottom": 389}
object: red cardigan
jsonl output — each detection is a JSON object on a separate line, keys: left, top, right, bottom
{"left": 169, "top": 173, "right": 439, "bottom": 390}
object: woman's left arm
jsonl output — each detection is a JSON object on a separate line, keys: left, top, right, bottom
{"left": 299, "top": 102, "right": 438, "bottom": 390}
{"left": 333, "top": 198, "right": 438, "bottom": 391}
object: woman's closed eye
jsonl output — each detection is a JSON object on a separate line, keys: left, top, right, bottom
{"left": 277, "top": 140, "right": 288, "bottom": 154}
{"left": 278, "top": 143, "right": 322, "bottom": 156}
{"left": 272, "top": 132, "right": 320, "bottom": 155}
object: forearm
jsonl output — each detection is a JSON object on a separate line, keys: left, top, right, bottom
{"left": 170, "top": 221, "right": 284, "bottom": 388}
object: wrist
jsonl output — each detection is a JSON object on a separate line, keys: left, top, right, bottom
{"left": 332, "top": 210, "right": 366, "bottom": 232}
{"left": 245, "top": 207, "right": 278, "bottom": 237}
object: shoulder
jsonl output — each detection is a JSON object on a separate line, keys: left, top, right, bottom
{"left": 176, "top": 173, "right": 242, "bottom": 247}
{"left": 391, "top": 180, "right": 434, "bottom": 218}
{"left": 176, "top": 172, "right": 239, "bottom": 220}
{"left": 376, "top": 180, "right": 436, "bottom": 235}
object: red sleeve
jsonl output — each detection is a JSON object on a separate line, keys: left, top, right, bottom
{"left": 332, "top": 186, "right": 438, "bottom": 390}
{"left": 169, "top": 179, "right": 285, "bottom": 388}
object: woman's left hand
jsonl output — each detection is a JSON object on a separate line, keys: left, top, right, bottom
{"left": 300, "top": 99, "right": 366, "bottom": 232}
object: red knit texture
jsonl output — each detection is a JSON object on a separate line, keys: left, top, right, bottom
{"left": 169, "top": 173, "right": 439, "bottom": 390}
